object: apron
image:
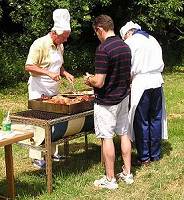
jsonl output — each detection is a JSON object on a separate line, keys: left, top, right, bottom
{"left": 28, "top": 47, "right": 63, "bottom": 100}
{"left": 128, "top": 73, "right": 168, "bottom": 141}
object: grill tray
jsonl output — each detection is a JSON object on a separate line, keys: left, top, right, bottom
{"left": 28, "top": 98, "right": 94, "bottom": 114}
{"left": 13, "top": 110, "right": 64, "bottom": 120}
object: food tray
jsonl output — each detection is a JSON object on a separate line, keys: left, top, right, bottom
{"left": 61, "top": 90, "right": 94, "bottom": 98}
{"left": 28, "top": 98, "right": 94, "bottom": 114}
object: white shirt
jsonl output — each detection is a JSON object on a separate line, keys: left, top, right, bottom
{"left": 125, "top": 33, "right": 168, "bottom": 141}
{"left": 125, "top": 33, "right": 164, "bottom": 89}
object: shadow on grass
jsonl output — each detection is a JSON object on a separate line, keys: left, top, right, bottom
{"left": 164, "top": 65, "right": 184, "bottom": 74}
{"left": 161, "top": 140, "right": 172, "bottom": 157}
{"left": 114, "top": 138, "right": 173, "bottom": 176}
{"left": 0, "top": 142, "right": 101, "bottom": 199}
{"left": 0, "top": 139, "right": 173, "bottom": 199}
{"left": 114, "top": 140, "right": 142, "bottom": 176}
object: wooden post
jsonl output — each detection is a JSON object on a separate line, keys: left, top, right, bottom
{"left": 4, "top": 144, "right": 15, "bottom": 199}
{"left": 45, "top": 125, "right": 52, "bottom": 194}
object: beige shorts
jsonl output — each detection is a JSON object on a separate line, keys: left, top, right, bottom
{"left": 94, "top": 95, "right": 129, "bottom": 139}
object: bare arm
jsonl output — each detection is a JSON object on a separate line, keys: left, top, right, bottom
{"left": 25, "top": 64, "right": 61, "bottom": 81}
{"left": 84, "top": 73, "right": 106, "bottom": 88}
{"left": 60, "top": 67, "right": 74, "bottom": 82}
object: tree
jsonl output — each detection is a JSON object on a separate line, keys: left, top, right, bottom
{"left": 0, "top": 0, "right": 184, "bottom": 86}
{"left": 133, "top": 0, "right": 184, "bottom": 40}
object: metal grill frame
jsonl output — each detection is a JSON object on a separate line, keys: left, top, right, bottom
{"left": 10, "top": 109, "right": 94, "bottom": 194}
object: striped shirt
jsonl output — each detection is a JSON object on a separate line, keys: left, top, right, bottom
{"left": 94, "top": 36, "right": 131, "bottom": 105}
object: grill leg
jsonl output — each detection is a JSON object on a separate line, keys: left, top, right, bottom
{"left": 85, "top": 134, "right": 88, "bottom": 153}
{"left": 64, "top": 139, "right": 69, "bottom": 159}
{"left": 45, "top": 125, "right": 52, "bottom": 194}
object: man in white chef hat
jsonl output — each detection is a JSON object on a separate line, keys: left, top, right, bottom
{"left": 25, "top": 9, "right": 74, "bottom": 169}
{"left": 120, "top": 21, "right": 141, "bottom": 41}
{"left": 119, "top": 21, "right": 168, "bottom": 166}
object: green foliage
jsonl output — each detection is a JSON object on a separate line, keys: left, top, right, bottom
{"left": 0, "top": 34, "right": 28, "bottom": 87}
{"left": 6, "top": 0, "right": 112, "bottom": 43}
{"left": 163, "top": 40, "right": 184, "bottom": 67}
{"left": 64, "top": 44, "right": 96, "bottom": 76}
{"left": 133, "top": 0, "right": 184, "bottom": 37}
{"left": 0, "top": 0, "right": 184, "bottom": 86}
{"left": 0, "top": 6, "right": 2, "bottom": 19}
{"left": 0, "top": 0, "right": 113, "bottom": 86}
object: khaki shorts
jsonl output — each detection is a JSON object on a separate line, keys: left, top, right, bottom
{"left": 94, "top": 95, "right": 129, "bottom": 139}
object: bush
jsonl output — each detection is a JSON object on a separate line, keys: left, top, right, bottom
{"left": 0, "top": 35, "right": 28, "bottom": 87}
{"left": 0, "top": 36, "right": 97, "bottom": 86}
{"left": 163, "top": 39, "right": 184, "bottom": 68}
{"left": 64, "top": 43, "right": 96, "bottom": 76}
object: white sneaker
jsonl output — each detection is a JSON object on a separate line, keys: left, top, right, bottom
{"left": 52, "top": 154, "right": 65, "bottom": 162}
{"left": 32, "top": 159, "right": 46, "bottom": 169}
{"left": 94, "top": 176, "right": 118, "bottom": 190}
{"left": 117, "top": 172, "right": 134, "bottom": 184}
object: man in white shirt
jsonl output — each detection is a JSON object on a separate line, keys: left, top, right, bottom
{"left": 120, "top": 21, "right": 167, "bottom": 165}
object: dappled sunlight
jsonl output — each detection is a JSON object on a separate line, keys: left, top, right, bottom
{"left": 168, "top": 113, "right": 184, "bottom": 119}
{"left": 0, "top": 99, "right": 27, "bottom": 113}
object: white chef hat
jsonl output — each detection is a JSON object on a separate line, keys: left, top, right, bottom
{"left": 120, "top": 21, "right": 141, "bottom": 39}
{"left": 51, "top": 9, "right": 71, "bottom": 35}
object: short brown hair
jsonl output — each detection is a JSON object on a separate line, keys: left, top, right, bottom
{"left": 92, "top": 15, "right": 114, "bottom": 32}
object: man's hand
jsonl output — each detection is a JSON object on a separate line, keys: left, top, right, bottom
{"left": 48, "top": 72, "right": 61, "bottom": 81}
{"left": 84, "top": 72, "right": 94, "bottom": 86}
{"left": 60, "top": 67, "right": 75, "bottom": 83}
{"left": 65, "top": 72, "right": 74, "bottom": 83}
{"left": 84, "top": 73, "right": 106, "bottom": 88}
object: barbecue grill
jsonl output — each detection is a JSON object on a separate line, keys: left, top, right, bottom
{"left": 10, "top": 109, "right": 94, "bottom": 194}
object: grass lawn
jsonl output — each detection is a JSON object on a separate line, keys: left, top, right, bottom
{"left": 0, "top": 68, "right": 184, "bottom": 200}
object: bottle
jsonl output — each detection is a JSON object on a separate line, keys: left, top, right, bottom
{"left": 2, "top": 111, "right": 11, "bottom": 132}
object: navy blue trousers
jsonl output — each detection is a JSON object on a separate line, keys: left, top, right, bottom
{"left": 133, "top": 87, "right": 162, "bottom": 162}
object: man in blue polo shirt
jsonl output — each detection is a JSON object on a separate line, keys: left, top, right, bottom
{"left": 84, "top": 15, "right": 134, "bottom": 189}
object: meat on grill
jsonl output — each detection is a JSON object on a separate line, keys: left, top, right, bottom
{"left": 42, "top": 94, "right": 94, "bottom": 105}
